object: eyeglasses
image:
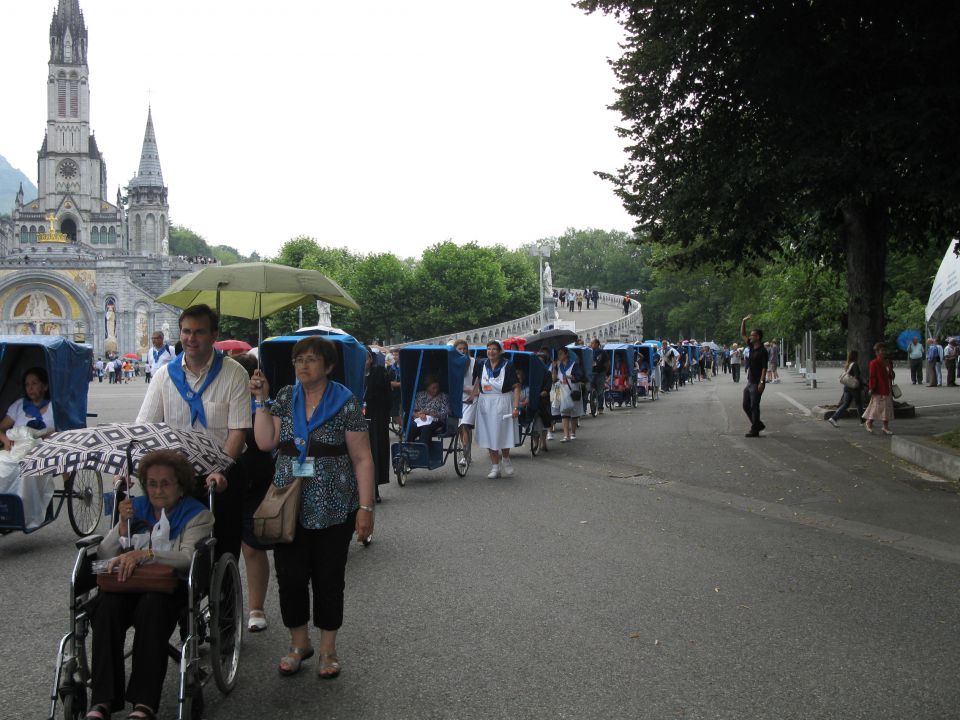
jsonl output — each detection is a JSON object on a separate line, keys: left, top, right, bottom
{"left": 292, "top": 356, "right": 322, "bottom": 367}
{"left": 146, "top": 480, "right": 177, "bottom": 491}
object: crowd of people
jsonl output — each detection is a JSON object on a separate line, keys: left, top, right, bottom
{"left": 3, "top": 302, "right": 940, "bottom": 719}
{"left": 174, "top": 255, "right": 219, "bottom": 265}
{"left": 554, "top": 287, "right": 599, "bottom": 311}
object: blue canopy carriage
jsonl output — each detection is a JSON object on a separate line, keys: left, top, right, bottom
{"left": 602, "top": 343, "right": 638, "bottom": 409}
{"left": 0, "top": 336, "right": 103, "bottom": 536}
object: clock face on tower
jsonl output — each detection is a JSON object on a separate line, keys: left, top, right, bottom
{"left": 58, "top": 159, "right": 78, "bottom": 179}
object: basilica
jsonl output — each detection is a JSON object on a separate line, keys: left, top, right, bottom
{"left": 0, "top": 0, "right": 188, "bottom": 358}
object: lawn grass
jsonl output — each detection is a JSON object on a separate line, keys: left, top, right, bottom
{"left": 932, "top": 430, "right": 960, "bottom": 451}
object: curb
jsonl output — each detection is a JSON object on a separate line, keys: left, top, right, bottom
{"left": 812, "top": 403, "right": 917, "bottom": 420}
{"left": 890, "top": 435, "right": 960, "bottom": 487}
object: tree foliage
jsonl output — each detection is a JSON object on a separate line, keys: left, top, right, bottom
{"left": 578, "top": 0, "right": 960, "bottom": 366}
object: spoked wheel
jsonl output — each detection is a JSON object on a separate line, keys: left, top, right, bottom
{"left": 453, "top": 432, "right": 470, "bottom": 477}
{"left": 588, "top": 389, "right": 598, "bottom": 417}
{"left": 67, "top": 468, "right": 103, "bottom": 536}
{"left": 209, "top": 553, "right": 243, "bottom": 694}
{"left": 530, "top": 432, "right": 541, "bottom": 457}
{"left": 395, "top": 456, "right": 409, "bottom": 487}
{"left": 631, "top": 390, "right": 638, "bottom": 408}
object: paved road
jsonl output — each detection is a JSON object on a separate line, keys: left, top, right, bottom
{"left": 3, "top": 373, "right": 959, "bottom": 719}
{"left": 555, "top": 296, "right": 627, "bottom": 333}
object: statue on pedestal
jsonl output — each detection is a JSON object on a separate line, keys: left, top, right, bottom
{"left": 542, "top": 262, "right": 553, "bottom": 298}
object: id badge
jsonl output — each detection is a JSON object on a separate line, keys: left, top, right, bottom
{"left": 291, "top": 460, "right": 315, "bottom": 477}
{"left": 482, "top": 384, "right": 494, "bottom": 393}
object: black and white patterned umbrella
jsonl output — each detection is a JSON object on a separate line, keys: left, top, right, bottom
{"left": 19, "top": 423, "right": 233, "bottom": 479}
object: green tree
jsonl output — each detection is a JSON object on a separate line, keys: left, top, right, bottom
{"left": 579, "top": 0, "right": 960, "bottom": 366}
{"left": 409, "top": 241, "right": 508, "bottom": 338}
{"left": 490, "top": 245, "right": 540, "bottom": 318}
{"left": 210, "top": 245, "right": 244, "bottom": 265}
{"left": 168, "top": 225, "right": 210, "bottom": 257}
{"left": 338, "top": 253, "right": 414, "bottom": 344}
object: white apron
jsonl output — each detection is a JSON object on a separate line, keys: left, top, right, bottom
{"left": 475, "top": 361, "right": 519, "bottom": 450}
{"left": 558, "top": 360, "right": 581, "bottom": 418}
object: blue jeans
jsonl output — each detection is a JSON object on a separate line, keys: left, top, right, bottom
{"left": 830, "top": 388, "right": 864, "bottom": 422}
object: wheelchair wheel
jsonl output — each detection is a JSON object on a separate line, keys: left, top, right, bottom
{"left": 588, "top": 389, "right": 598, "bottom": 417}
{"left": 60, "top": 683, "right": 86, "bottom": 720}
{"left": 452, "top": 432, "right": 469, "bottom": 477}
{"left": 631, "top": 389, "right": 638, "bottom": 408}
{"left": 209, "top": 553, "right": 243, "bottom": 694}
{"left": 67, "top": 468, "right": 103, "bottom": 536}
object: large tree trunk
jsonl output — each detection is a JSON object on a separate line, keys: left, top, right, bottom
{"left": 843, "top": 201, "right": 888, "bottom": 377}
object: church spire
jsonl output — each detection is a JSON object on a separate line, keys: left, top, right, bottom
{"left": 49, "top": 0, "right": 87, "bottom": 65}
{"left": 130, "top": 107, "right": 164, "bottom": 188}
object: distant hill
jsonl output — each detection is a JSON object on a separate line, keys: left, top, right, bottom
{"left": 0, "top": 154, "right": 37, "bottom": 216}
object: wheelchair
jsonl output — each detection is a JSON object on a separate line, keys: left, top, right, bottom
{"left": 48, "top": 500, "right": 242, "bottom": 720}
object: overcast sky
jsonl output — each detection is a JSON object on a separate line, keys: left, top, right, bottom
{"left": 2, "top": 1, "right": 634, "bottom": 259}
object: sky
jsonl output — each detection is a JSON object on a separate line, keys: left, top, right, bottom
{"left": 1, "top": 1, "right": 635, "bottom": 259}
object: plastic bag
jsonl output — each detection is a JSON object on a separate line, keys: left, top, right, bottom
{"left": 0, "top": 426, "right": 55, "bottom": 529}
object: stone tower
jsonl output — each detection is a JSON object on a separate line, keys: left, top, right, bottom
{"left": 126, "top": 108, "right": 169, "bottom": 256}
{"left": 12, "top": 0, "right": 124, "bottom": 250}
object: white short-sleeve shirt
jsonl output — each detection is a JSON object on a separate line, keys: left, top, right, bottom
{"left": 5, "top": 398, "right": 55, "bottom": 430}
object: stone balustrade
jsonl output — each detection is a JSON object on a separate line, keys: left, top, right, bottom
{"left": 397, "top": 291, "right": 643, "bottom": 348}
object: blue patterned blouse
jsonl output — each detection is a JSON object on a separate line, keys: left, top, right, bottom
{"left": 270, "top": 384, "right": 367, "bottom": 530}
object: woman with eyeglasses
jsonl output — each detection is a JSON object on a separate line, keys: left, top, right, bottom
{"left": 86, "top": 450, "right": 214, "bottom": 720}
{"left": 250, "top": 336, "right": 375, "bottom": 680}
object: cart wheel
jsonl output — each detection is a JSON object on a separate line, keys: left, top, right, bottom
{"left": 395, "top": 456, "right": 409, "bottom": 487}
{"left": 631, "top": 390, "right": 637, "bottom": 408}
{"left": 530, "top": 432, "right": 541, "bottom": 457}
{"left": 589, "top": 389, "right": 598, "bottom": 417}
{"left": 67, "top": 469, "right": 103, "bottom": 536}
{"left": 453, "top": 433, "right": 469, "bottom": 477}
{"left": 209, "top": 553, "right": 243, "bottom": 694}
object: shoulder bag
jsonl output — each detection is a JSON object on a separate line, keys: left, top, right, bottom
{"left": 253, "top": 477, "right": 302, "bottom": 544}
{"left": 839, "top": 363, "right": 859, "bottom": 390}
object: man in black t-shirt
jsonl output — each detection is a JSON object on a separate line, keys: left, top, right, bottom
{"left": 740, "top": 314, "right": 769, "bottom": 437}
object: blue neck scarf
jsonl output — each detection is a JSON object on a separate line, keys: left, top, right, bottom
{"left": 166, "top": 351, "right": 225, "bottom": 428}
{"left": 559, "top": 358, "right": 574, "bottom": 376}
{"left": 153, "top": 346, "right": 169, "bottom": 363}
{"left": 485, "top": 358, "right": 505, "bottom": 379}
{"left": 292, "top": 380, "right": 353, "bottom": 463}
{"left": 21, "top": 399, "right": 48, "bottom": 430}
{"left": 131, "top": 494, "right": 206, "bottom": 541}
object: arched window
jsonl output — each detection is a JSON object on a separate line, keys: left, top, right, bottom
{"left": 145, "top": 214, "right": 156, "bottom": 248}
{"left": 29, "top": 226, "right": 37, "bottom": 243}
{"left": 20, "top": 226, "right": 27, "bottom": 243}
{"left": 108, "top": 227, "right": 117, "bottom": 244}
{"left": 91, "top": 227, "right": 100, "bottom": 244}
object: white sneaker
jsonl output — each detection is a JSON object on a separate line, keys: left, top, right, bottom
{"left": 547, "top": 432, "right": 555, "bottom": 440}
{"left": 570, "top": 434, "right": 577, "bottom": 440}
{"left": 487, "top": 465, "right": 500, "bottom": 479}
{"left": 828, "top": 417, "right": 838, "bottom": 428}
{"left": 458, "top": 456, "right": 468, "bottom": 466}
{"left": 501, "top": 460, "right": 514, "bottom": 477}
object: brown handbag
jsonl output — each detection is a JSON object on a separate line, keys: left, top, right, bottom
{"left": 97, "top": 562, "right": 178, "bottom": 594}
{"left": 252, "top": 477, "right": 302, "bottom": 544}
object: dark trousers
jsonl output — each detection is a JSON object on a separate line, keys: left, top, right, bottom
{"left": 947, "top": 358, "right": 957, "bottom": 386}
{"left": 743, "top": 382, "right": 762, "bottom": 431}
{"left": 927, "top": 360, "right": 940, "bottom": 386}
{"left": 411, "top": 419, "right": 444, "bottom": 444}
{"left": 661, "top": 366, "right": 673, "bottom": 391}
{"left": 731, "top": 364, "right": 741, "bottom": 382}
{"left": 830, "top": 388, "right": 864, "bottom": 422}
{"left": 273, "top": 512, "right": 357, "bottom": 630}
{"left": 212, "top": 467, "right": 244, "bottom": 561}
{"left": 90, "top": 589, "right": 185, "bottom": 712}
{"left": 909, "top": 359, "right": 923, "bottom": 384}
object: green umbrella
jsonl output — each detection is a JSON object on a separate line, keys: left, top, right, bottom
{"left": 156, "top": 262, "right": 359, "bottom": 318}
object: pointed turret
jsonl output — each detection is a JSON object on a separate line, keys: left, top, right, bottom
{"left": 49, "top": 0, "right": 87, "bottom": 65}
{"left": 129, "top": 107, "right": 164, "bottom": 189}
{"left": 125, "top": 107, "right": 170, "bottom": 256}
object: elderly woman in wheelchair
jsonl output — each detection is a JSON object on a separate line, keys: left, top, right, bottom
{"left": 84, "top": 450, "right": 213, "bottom": 720}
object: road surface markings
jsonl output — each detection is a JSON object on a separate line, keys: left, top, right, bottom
{"left": 776, "top": 392, "right": 812, "bottom": 416}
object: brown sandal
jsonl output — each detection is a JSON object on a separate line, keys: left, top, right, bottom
{"left": 318, "top": 652, "right": 341, "bottom": 679}
{"left": 278, "top": 646, "right": 314, "bottom": 676}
